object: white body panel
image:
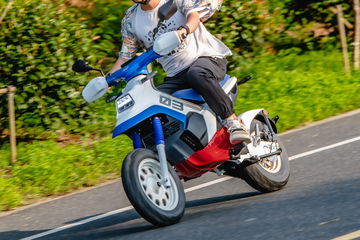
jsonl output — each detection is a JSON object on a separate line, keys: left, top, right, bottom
{"left": 199, "top": 106, "right": 218, "bottom": 140}
{"left": 222, "top": 76, "right": 237, "bottom": 94}
{"left": 112, "top": 74, "right": 264, "bottom": 145}
{"left": 114, "top": 76, "right": 220, "bottom": 142}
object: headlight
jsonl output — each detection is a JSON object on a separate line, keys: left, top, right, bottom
{"left": 116, "top": 94, "right": 134, "bottom": 113}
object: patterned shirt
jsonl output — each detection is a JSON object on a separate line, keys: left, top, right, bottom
{"left": 119, "top": 0, "right": 230, "bottom": 76}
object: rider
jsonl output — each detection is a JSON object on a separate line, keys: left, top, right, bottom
{"left": 109, "top": 0, "right": 251, "bottom": 144}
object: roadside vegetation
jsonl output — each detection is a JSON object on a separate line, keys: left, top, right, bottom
{"left": 234, "top": 50, "right": 360, "bottom": 131}
{"left": 0, "top": 0, "right": 359, "bottom": 210}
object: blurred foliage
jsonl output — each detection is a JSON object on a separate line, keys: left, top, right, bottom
{"left": 206, "top": 0, "right": 355, "bottom": 71}
{"left": 233, "top": 50, "right": 360, "bottom": 131}
{"left": 0, "top": 0, "right": 130, "bottom": 140}
{"left": 0, "top": 135, "right": 132, "bottom": 211}
{"left": 207, "top": 0, "right": 284, "bottom": 61}
{"left": 280, "top": 0, "right": 354, "bottom": 51}
{"left": 0, "top": 0, "right": 357, "bottom": 139}
{"left": 0, "top": 0, "right": 91, "bottom": 138}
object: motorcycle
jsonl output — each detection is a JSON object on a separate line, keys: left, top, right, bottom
{"left": 72, "top": 31, "right": 290, "bottom": 226}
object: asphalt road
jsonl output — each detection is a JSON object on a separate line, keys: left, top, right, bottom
{"left": 1, "top": 110, "right": 360, "bottom": 240}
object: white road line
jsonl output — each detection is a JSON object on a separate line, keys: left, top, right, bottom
{"left": 20, "top": 135, "right": 360, "bottom": 240}
{"left": 288, "top": 136, "right": 360, "bottom": 161}
{"left": 20, "top": 177, "right": 233, "bottom": 240}
{"left": 21, "top": 207, "right": 134, "bottom": 240}
{"left": 331, "top": 230, "right": 360, "bottom": 240}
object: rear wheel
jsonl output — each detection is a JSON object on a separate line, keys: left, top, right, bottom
{"left": 241, "top": 119, "right": 290, "bottom": 192}
{"left": 121, "top": 148, "right": 185, "bottom": 226}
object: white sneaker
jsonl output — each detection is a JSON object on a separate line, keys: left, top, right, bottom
{"left": 224, "top": 117, "right": 252, "bottom": 145}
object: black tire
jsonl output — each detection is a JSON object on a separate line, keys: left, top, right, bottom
{"left": 240, "top": 119, "right": 290, "bottom": 193}
{"left": 121, "top": 148, "right": 185, "bottom": 226}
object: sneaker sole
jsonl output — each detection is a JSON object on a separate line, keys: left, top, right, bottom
{"left": 230, "top": 134, "right": 252, "bottom": 145}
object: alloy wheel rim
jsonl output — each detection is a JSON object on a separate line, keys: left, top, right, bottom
{"left": 258, "top": 142, "right": 282, "bottom": 173}
{"left": 138, "top": 158, "right": 179, "bottom": 211}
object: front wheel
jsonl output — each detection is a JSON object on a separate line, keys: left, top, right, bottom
{"left": 121, "top": 149, "right": 185, "bottom": 226}
{"left": 241, "top": 119, "right": 290, "bottom": 192}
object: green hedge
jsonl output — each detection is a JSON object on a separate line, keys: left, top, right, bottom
{"left": 205, "top": 0, "right": 355, "bottom": 70}
{"left": 281, "top": 0, "right": 354, "bottom": 50}
{"left": 1, "top": 0, "right": 357, "bottom": 138}
{"left": 233, "top": 50, "right": 360, "bottom": 131}
{"left": 0, "top": 0, "right": 130, "bottom": 139}
{"left": 0, "top": 1, "right": 92, "bottom": 137}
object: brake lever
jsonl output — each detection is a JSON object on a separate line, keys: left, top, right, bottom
{"left": 106, "top": 91, "right": 122, "bottom": 103}
{"left": 141, "top": 71, "right": 158, "bottom": 83}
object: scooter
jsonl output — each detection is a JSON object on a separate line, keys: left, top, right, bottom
{"left": 72, "top": 31, "right": 290, "bottom": 226}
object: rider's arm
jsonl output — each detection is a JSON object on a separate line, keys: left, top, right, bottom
{"left": 177, "top": 11, "right": 200, "bottom": 41}
{"left": 109, "top": 6, "right": 139, "bottom": 75}
{"left": 109, "top": 57, "right": 130, "bottom": 74}
{"left": 176, "top": 0, "right": 222, "bottom": 41}
{"left": 177, "top": 0, "right": 223, "bottom": 22}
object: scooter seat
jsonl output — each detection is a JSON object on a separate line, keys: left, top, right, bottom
{"left": 172, "top": 74, "right": 231, "bottom": 103}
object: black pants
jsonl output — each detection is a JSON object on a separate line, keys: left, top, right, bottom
{"left": 157, "top": 57, "right": 234, "bottom": 119}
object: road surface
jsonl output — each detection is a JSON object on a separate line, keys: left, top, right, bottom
{"left": 1, "top": 110, "right": 360, "bottom": 240}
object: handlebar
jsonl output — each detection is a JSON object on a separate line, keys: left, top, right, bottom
{"left": 106, "top": 49, "right": 160, "bottom": 86}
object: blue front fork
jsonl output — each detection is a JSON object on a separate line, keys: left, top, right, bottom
{"left": 152, "top": 117, "right": 171, "bottom": 188}
{"left": 131, "top": 117, "right": 170, "bottom": 188}
{"left": 132, "top": 132, "right": 142, "bottom": 149}
{"left": 131, "top": 117, "right": 165, "bottom": 148}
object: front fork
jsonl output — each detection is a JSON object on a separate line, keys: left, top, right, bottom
{"left": 152, "top": 117, "right": 171, "bottom": 188}
{"left": 132, "top": 117, "right": 171, "bottom": 188}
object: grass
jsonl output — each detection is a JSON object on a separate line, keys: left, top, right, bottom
{"left": 233, "top": 50, "right": 360, "bottom": 131}
{"left": 0, "top": 50, "right": 359, "bottom": 211}
{"left": 0, "top": 136, "right": 132, "bottom": 211}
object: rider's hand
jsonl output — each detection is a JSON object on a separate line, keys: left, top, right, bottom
{"left": 176, "top": 28, "right": 188, "bottom": 42}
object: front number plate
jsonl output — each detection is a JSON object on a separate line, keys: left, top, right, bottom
{"left": 116, "top": 94, "right": 134, "bottom": 113}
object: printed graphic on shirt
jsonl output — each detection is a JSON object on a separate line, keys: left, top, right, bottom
{"left": 119, "top": 0, "right": 223, "bottom": 59}
{"left": 141, "top": 18, "right": 186, "bottom": 55}
{"left": 120, "top": 0, "right": 231, "bottom": 77}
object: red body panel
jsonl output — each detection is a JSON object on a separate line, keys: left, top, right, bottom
{"left": 175, "top": 128, "right": 232, "bottom": 178}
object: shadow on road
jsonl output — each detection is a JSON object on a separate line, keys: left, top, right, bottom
{"left": 0, "top": 230, "right": 47, "bottom": 240}
{"left": 0, "top": 191, "right": 262, "bottom": 240}
{"left": 64, "top": 213, "right": 105, "bottom": 224}
{"left": 27, "top": 191, "right": 262, "bottom": 240}
{"left": 186, "top": 191, "right": 262, "bottom": 208}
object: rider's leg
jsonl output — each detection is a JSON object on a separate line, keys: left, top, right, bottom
{"left": 223, "top": 114, "right": 251, "bottom": 144}
{"left": 157, "top": 69, "right": 190, "bottom": 94}
{"left": 186, "top": 57, "right": 251, "bottom": 144}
